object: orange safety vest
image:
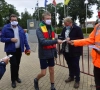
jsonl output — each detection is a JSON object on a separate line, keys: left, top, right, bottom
{"left": 39, "top": 22, "right": 56, "bottom": 49}
{"left": 73, "top": 23, "right": 100, "bottom": 68}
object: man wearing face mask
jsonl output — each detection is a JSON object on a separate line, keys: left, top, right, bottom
{"left": 1, "top": 14, "right": 30, "bottom": 88}
{"left": 60, "top": 17, "right": 83, "bottom": 88}
{"left": 34, "top": 11, "right": 63, "bottom": 90}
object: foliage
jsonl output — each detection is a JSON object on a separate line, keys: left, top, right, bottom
{"left": 0, "top": 0, "right": 19, "bottom": 26}
{"left": 19, "top": 10, "right": 32, "bottom": 29}
{"left": 82, "top": 27, "right": 93, "bottom": 33}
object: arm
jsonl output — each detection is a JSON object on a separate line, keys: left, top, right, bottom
{"left": 36, "top": 28, "right": 57, "bottom": 46}
{"left": 1, "top": 27, "right": 11, "bottom": 43}
{"left": 73, "top": 27, "right": 96, "bottom": 46}
{"left": 60, "top": 27, "right": 65, "bottom": 40}
{"left": 24, "top": 31, "right": 30, "bottom": 50}
{"left": 0, "top": 62, "right": 6, "bottom": 80}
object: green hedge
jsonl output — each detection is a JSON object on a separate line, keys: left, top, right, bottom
{"left": 54, "top": 28, "right": 62, "bottom": 34}
{"left": 82, "top": 27, "right": 94, "bottom": 33}
{"left": 54, "top": 27, "right": 94, "bottom": 34}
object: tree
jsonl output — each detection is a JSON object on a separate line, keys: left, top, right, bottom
{"left": 56, "top": 3, "right": 64, "bottom": 27}
{"left": 68, "top": 0, "right": 98, "bottom": 26}
{"left": 0, "top": 0, "right": 19, "bottom": 26}
{"left": 33, "top": 7, "right": 45, "bottom": 21}
{"left": 19, "top": 10, "right": 32, "bottom": 29}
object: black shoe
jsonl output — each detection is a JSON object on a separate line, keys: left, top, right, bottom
{"left": 65, "top": 77, "right": 74, "bottom": 83}
{"left": 51, "top": 88, "right": 56, "bottom": 90}
{"left": 34, "top": 78, "right": 39, "bottom": 90}
{"left": 74, "top": 82, "right": 79, "bottom": 88}
{"left": 12, "top": 81, "right": 16, "bottom": 88}
{"left": 16, "top": 78, "right": 21, "bottom": 83}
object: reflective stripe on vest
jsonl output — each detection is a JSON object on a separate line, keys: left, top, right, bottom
{"left": 95, "top": 23, "right": 100, "bottom": 35}
{"left": 95, "top": 24, "right": 100, "bottom": 48}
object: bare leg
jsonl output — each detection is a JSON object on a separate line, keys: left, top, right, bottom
{"left": 37, "top": 69, "right": 47, "bottom": 80}
{"left": 49, "top": 66, "right": 54, "bottom": 83}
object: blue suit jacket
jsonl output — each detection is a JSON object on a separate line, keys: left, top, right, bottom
{"left": 1, "top": 24, "right": 30, "bottom": 52}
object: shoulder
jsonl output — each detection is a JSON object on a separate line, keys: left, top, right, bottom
{"left": 62, "top": 27, "right": 66, "bottom": 32}
{"left": 2, "top": 24, "right": 11, "bottom": 32}
{"left": 3, "top": 24, "right": 10, "bottom": 29}
{"left": 18, "top": 25, "right": 23, "bottom": 30}
{"left": 73, "top": 24, "right": 82, "bottom": 31}
{"left": 36, "top": 28, "right": 41, "bottom": 32}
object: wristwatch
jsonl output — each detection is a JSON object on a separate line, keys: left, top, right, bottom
{"left": 1, "top": 61, "right": 5, "bottom": 64}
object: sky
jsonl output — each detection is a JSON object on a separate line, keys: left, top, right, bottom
{"left": 5, "top": 0, "right": 98, "bottom": 22}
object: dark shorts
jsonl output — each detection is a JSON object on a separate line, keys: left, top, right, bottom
{"left": 39, "top": 58, "right": 55, "bottom": 69}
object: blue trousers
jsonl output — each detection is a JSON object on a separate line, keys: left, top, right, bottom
{"left": 64, "top": 53, "right": 80, "bottom": 82}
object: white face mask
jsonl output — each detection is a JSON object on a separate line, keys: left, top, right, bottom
{"left": 45, "top": 20, "right": 51, "bottom": 25}
{"left": 11, "top": 21, "right": 18, "bottom": 26}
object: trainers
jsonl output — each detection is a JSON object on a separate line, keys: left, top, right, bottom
{"left": 34, "top": 78, "right": 39, "bottom": 90}
{"left": 51, "top": 87, "right": 56, "bottom": 90}
{"left": 65, "top": 77, "right": 74, "bottom": 83}
{"left": 73, "top": 82, "right": 79, "bottom": 88}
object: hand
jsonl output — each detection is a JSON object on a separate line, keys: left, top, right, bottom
{"left": 11, "top": 38, "right": 18, "bottom": 43}
{"left": 57, "top": 39, "right": 63, "bottom": 44}
{"left": 67, "top": 40, "right": 74, "bottom": 45}
{"left": 2, "top": 58, "right": 10, "bottom": 65}
{"left": 66, "top": 38, "right": 70, "bottom": 42}
{"left": 25, "top": 50, "right": 31, "bottom": 56}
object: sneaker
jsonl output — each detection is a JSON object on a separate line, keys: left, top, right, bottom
{"left": 65, "top": 77, "right": 74, "bottom": 83}
{"left": 51, "top": 87, "right": 56, "bottom": 90}
{"left": 34, "top": 78, "right": 39, "bottom": 90}
{"left": 73, "top": 82, "right": 79, "bottom": 88}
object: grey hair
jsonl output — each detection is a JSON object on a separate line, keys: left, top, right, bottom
{"left": 42, "top": 11, "right": 51, "bottom": 19}
{"left": 63, "top": 16, "right": 72, "bottom": 23}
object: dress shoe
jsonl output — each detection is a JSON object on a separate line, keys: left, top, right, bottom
{"left": 34, "top": 78, "right": 39, "bottom": 90}
{"left": 16, "top": 78, "right": 21, "bottom": 83}
{"left": 65, "top": 77, "right": 74, "bottom": 83}
{"left": 74, "top": 82, "right": 79, "bottom": 88}
{"left": 12, "top": 81, "right": 16, "bottom": 88}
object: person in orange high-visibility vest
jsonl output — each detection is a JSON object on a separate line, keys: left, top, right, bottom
{"left": 68, "top": 23, "right": 100, "bottom": 90}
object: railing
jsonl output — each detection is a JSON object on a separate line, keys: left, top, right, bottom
{"left": 56, "top": 44, "right": 94, "bottom": 76}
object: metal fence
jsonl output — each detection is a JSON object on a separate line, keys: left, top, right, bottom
{"left": 56, "top": 44, "right": 94, "bottom": 76}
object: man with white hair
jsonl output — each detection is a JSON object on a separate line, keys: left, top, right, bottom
{"left": 60, "top": 17, "right": 83, "bottom": 88}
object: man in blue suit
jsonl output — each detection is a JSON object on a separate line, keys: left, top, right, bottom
{"left": 1, "top": 14, "right": 30, "bottom": 88}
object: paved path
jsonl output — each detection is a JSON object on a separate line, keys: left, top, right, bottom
{"left": 0, "top": 43, "right": 96, "bottom": 90}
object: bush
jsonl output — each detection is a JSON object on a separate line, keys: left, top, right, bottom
{"left": 82, "top": 27, "right": 94, "bottom": 33}
{"left": 54, "top": 27, "right": 62, "bottom": 34}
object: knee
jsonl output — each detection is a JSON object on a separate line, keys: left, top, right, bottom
{"left": 41, "top": 71, "right": 46, "bottom": 76}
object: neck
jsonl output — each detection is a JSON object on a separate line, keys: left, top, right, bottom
{"left": 12, "top": 25, "right": 17, "bottom": 28}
